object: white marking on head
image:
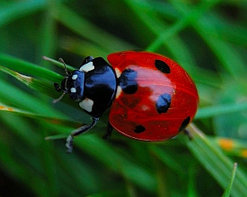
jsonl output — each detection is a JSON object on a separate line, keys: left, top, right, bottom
{"left": 70, "top": 87, "right": 76, "bottom": 93}
{"left": 79, "top": 62, "right": 95, "bottom": 72}
{"left": 115, "top": 86, "right": 122, "bottom": 99}
{"left": 115, "top": 68, "right": 121, "bottom": 78}
{"left": 72, "top": 74, "right": 78, "bottom": 80}
{"left": 79, "top": 98, "right": 94, "bottom": 112}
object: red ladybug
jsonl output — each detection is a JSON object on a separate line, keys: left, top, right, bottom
{"left": 54, "top": 51, "right": 199, "bottom": 152}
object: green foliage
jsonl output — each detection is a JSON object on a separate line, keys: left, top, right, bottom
{"left": 0, "top": 0, "right": 247, "bottom": 196}
{"left": 223, "top": 163, "right": 237, "bottom": 197}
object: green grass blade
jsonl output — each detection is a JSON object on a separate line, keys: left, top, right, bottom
{"left": 195, "top": 21, "right": 246, "bottom": 78}
{"left": 195, "top": 14, "right": 247, "bottom": 47}
{"left": 222, "top": 163, "right": 238, "bottom": 197}
{"left": 38, "top": 1, "right": 57, "bottom": 66}
{"left": 0, "top": 0, "right": 46, "bottom": 27}
{"left": 210, "top": 137, "right": 247, "bottom": 158}
{"left": 54, "top": 4, "right": 134, "bottom": 53}
{"left": 0, "top": 102, "right": 79, "bottom": 126}
{"left": 188, "top": 165, "right": 198, "bottom": 197}
{"left": 55, "top": 150, "right": 103, "bottom": 193}
{"left": 0, "top": 53, "right": 61, "bottom": 81}
{"left": 143, "top": 1, "right": 247, "bottom": 47}
{"left": 196, "top": 102, "right": 247, "bottom": 119}
{"left": 0, "top": 78, "right": 63, "bottom": 117}
{"left": 124, "top": 0, "right": 197, "bottom": 69}
{"left": 123, "top": 0, "right": 221, "bottom": 89}
{"left": 170, "top": 2, "right": 246, "bottom": 79}
{"left": 0, "top": 65, "right": 55, "bottom": 95}
{"left": 75, "top": 135, "right": 157, "bottom": 191}
{"left": 60, "top": 37, "right": 110, "bottom": 58}
{"left": 150, "top": 146, "right": 184, "bottom": 174}
{"left": 186, "top": 124, "right": 247, "bottom": 197}
{"left": 0, "top": 65, "right": 87, "bottom": 123}
{"left": 0, "top": 137, "right": 46, "bottom": 196}
{"left": 146, "top": 0, "right": 220, "bottom": 51}
{"left": 43, "top": 56, "right": 75, "bottom": 71}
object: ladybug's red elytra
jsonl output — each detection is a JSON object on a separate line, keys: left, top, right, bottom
{"left": 53, "top": 51, "right": 199, "bottom": 152}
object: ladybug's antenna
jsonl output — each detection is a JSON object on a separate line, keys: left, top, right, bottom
{"left": 42, "top": 56, "right": 72, "bottom": 75}
{"left": 53, "top": 77, "right": 69, "bottom": 103}
{"left": 53, "top": 92, "right": 66, "bottom": 103}
{"left": 59, "top": 58, "right": 69, "bottom": 76}
{"left": 42, "top": 56, "right": 71, "bottom": 103}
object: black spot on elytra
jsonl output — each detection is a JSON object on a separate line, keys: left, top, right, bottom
{"left": 179, "top": 116, "right": 190, "bottom": 132}
{"left": 155, "top": 60, "right": 170, "bottom": 73}
{"left": 119, "top": 69, "right": 138, "bottom": 94}
{"left": 156, "top": 93, "right": 171, "bottom": 113}
{"left": 134, "top": 125, "right": 146, "bottom": 133}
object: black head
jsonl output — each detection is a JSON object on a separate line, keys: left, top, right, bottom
{"left": 53, "top": 57, "right": 117, "bottom": 118}
{"left": 53, "top": 60, "right": 85, "bottom": 103}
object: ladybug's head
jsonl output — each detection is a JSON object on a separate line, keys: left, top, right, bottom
{"left": 53, "top": 59, "right": 85, "bottom": 103}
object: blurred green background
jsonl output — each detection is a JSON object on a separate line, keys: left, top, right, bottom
{"left": 1, "top": 0, "right": 247, "bottom": 196}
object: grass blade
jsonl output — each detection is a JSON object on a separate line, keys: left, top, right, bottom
{"left": 0, "top": 0, "right": 46, "bottom": 26}
{"left": 54, "top": 4, "right": 134, "bottom": 53}
{"left": 146, "top": 0, "right": 220, "bottom": 51}
{"left": 186, "top": 124, "right": 247, "bottom": 197}
{"left": 222, "top": 163, "right": 238, "bottom": 197}
{"left": 196, "top": 102, "right": 247, "bottom": 119}
{"left": 0, "top": 102, "right": 79, "bottom": 126}
{"left": 0, "top": 53, "right": 61, "bottom": 81}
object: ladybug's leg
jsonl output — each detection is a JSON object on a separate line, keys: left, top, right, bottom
{"left": 184, "top": 129, "right": 193, "bottom": 140}
{"left": 82, "top": 56, "right": 94, "bottom": 65}
{"left": 66, "top": 117, "right": 99, "bottom": 153}
{"left": 103, "top": 122, "right": 113, "bottom": 139}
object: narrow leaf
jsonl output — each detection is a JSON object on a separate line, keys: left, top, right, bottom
{"left": 222, "top": 163, "right": 238, "bottom": 197}
{"left": 196, "top": 102, "right": 247, "bottom": 119}
{"left": 0, "top": 53, "right": 61, "bottom": 81}
{"left": 186, "top": 124, "right": 247, "bottom": 197}
{"left": 0, "top": 102, "right": 80, "bottom": 127}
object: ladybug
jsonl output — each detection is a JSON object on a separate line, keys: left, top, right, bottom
{"left": 54, "top": 51, "right": 199, "bottom": 152}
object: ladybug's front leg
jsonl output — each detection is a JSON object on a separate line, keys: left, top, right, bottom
{"left": 66, "top": 117, "right": 99, "bottom": 152}
{"left": 184, "top": 129, "right": 193, "bottom": 140}
{"left": 102, "top": 122, "right": 113, "bottom": 140}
